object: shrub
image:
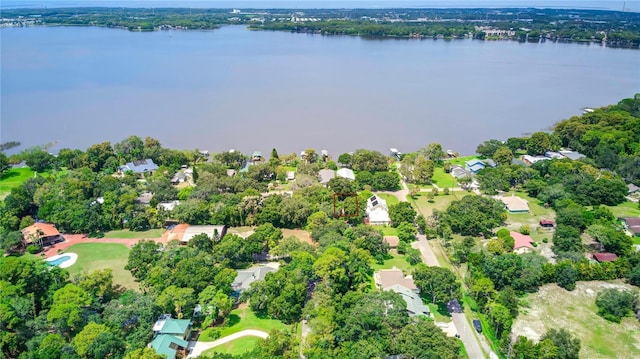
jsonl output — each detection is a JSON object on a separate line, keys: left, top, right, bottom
{"left": 496, "top": 228, "right": 510, "bottom": 238}
{"left": 432, "top": 187, "right": 439, "bottom": 196}
{"left": 595, "top": 289, "right": 639, "bottom": 323}
{"left": 532, "top": 242, "right": 538, "bottom": 247}
{"left": 443, "top": 188, "right": 450, "bottom": 195}
{"left": 519, "top": 225, "right": 530, "bottom": 235}
{"left": 26, "top": 244, "right": 41, "bottom": 254}
{"left": 542, "top": 238, "right": 549, "bottom": 243}
{"left": 406, "top": 248, "right": 422, "bottom": 265}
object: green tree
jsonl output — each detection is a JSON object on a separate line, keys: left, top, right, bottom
{"left": 595, "top": 288, "right": 639, "bottom": 323}
{"left": 0, "top": 153, "right": 10, "bottom": 176}
{"left": 73, "top": 322, "right": 108, "bottom": 358}
{"left": 493, "top": 146, "right": 514, "bottom": 166}
{"left": 420, "top": 143, "right": 445, "bottom": 162}
{"left": 527, "top": 132, "right": 552, "bottom": 155}
{"left": 125, "top": 240, "right": 162, "bottom": 282}
{"left": 37, "top": 333, "right": 65, "bottom": 359}
{"left": 76, "top": 269, "right": 115, "bottom": 304}
{"left": 388, "top": 202, "right": 417, "bottom": 227}
{"left": 124, "top": 348, "right": 165, "bottom": 359}
{"left": 396, "top": 222, "right": 417, "bottom": 242}
{"left": 351, "top": 149, "right": 388, "bottom": 172}
{"left": 47, "top": 284, "right": 92, "bottom": 334}
{"left": 413, "top": 156, "right": 435, "bottom": 183}
{"left": 540, "top": 328, "right": 581, "bottom": 359}
{"left": 413, "top": 265, "right": 461, "bottom": 305}
{"left": 155, "top": 286, "right": 195, "bottom": 319}
{"left": 338, "top": 153, "right": 352, "bottom": 167}
{"left": 24, "top": 149, "right": 54, "bottom": 172}
{"left": 442, "top": 195, "right": 506, "bottom": 236}
{"left": 555, "top": 261, "right": 577, "bottom": 291}
{"left": 394, "top": 317, "right": 461, "bottom": 359}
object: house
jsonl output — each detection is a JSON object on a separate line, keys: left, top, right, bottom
{"left": 374, "top": 268, "right": 429, "bottom": 317}
{"left": 365, "top": 195, "right": 391, "bottom": 225}
{"left": 318, "top": 169, "right": 336, "bottom": 185}
{"left": 499, "top": 195, "right": 529, "bottom": 213}
{"left": 252, "top": 151, "right": 263, "bottom": 162}
{"left": 321, "top": 150, "right": 329, "bottom": 160}
{"left": 198, "top": 150, "right": 210, "bottom": 158}
{"left": 150, "top": 315, "right": 192, "bottom": 359}
{"left": 465, "top": 159, "right": 486, "bottom": 174}
{"left": 522, "top": 155, "right": 550, "bottom": 166}
{"left": 22, "top": 223, "right": 63, "bottom": 246}
{"left": 593, "top": 253, "right": 619, "bottom": 262}
{"left": 135, "top": 192, "right": 153, "bottom": 205}
{"left": 164, "top": 224, "right": 227, "bottom": 244}
{"left": 545, "top": 151, "right": 565, "bottom": 159}
{"left": 390, "top": 148, "right": 402, "bottom": 161}
{"left": 511, "top": 158, "right": 526, "bottom": 166}
{"left": 158, "top": 201, "right": 180, "bottom": 212}
{"left": 336, "top": 168, "right": 356, "bottom": 181}
{"left": 384, "top": 284, "right": 431, "bottom": 317}
{"left": 622, "top": 217, "right": 640, "bottom": 236}
{"left": 119, "top": 159, "right": 158, "bottom": 176}
{"left": 232, "top": 264, "right": 279, "bottom": 296}
{"left": 539, "top": 219, "right": 555, "bottom": 228}
{"left": 484, "top": 159, "right": 497, "bottom": 168}
{"left": 239, "top": 160, "right": 254, "bottom": 173}
{"left": 511, "top": 231, "right": 534, "bottom": 254}
{"left": 559, "top": 150, "right": 586, "bottom": 161}
{"left": 286, "top": 171, "right": 295, "bottom": 181}
{"left": 384, "top": 236, "right": 400, "bottom": 248}
{"left": 374, "top": 268, "right": 417, "bottom": 291}
{"left": 227, "top": 169, "right": 237, "bottom": 177}
{"left": 450, "top": 165, "right": 470, "bottom": 179}
{"left": 628, "top": 183, "right": 640, "bottom": 194}
{"left": 170, "top": 172, "right": 187, "bottom": 185}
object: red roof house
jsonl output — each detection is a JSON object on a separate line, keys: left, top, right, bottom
{"left": 593, "top": 253, "right": 619, "bottom": 262}
{"left": 510, "top": 231, "right": 534, "bottom": 254}
{"left": 21, "top": 223, "right": 62, "bottom": 246}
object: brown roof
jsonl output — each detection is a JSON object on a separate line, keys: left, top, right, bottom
{"left": 539, "top": 219, "right": 554, "bottom": 226}
{"left": 510, "top": 231, "right": 534, "bottom": 250}
{"left": 622, "top": 217, "right": 640, "bottom": 235}
{"left": 375, "top": 268, "right": 417, "bottom": 290}
{"left": 384, "top": 236, "right": 400, "bottom": 248}
{"left": 165, "top": 223, "right": 189, "bottom": 242}
{"left": 22, "top": 223, "right": 60, "bottom": 241}
{"left": 593, "top": 253, "right": 619, "bottom": 262}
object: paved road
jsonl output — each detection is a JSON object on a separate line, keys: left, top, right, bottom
{"left": 412, "top": 234, "right": 439, "bottom": 267}
{"left": 188, "top": 330, "right": 269, "bottom": 358}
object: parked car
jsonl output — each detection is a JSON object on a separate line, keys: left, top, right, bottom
{"left": 473, "top": 319, "right": 482, "bottom": 333}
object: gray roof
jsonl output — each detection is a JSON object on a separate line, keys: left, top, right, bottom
{"left": 484, "top": 159, "right": 497, "bottom": 168}
{"left": 120, "top": 159, "right": 158, "bottom": 173}
{"left": 511, "top": 158, "right": 526, "bottom": 166}
{"left": 384, "top": 284, "right": 430, "bottom": 317}
{"left": 450, "top": 166, "right": 470, "bottom": 179}
{"left": 318, "top": 169, "right": 336, "bottom": 185}
{"left": 232, "top": 265, "right": 277, "bottom": 292}
{"left": 559, "top": 150, "right": 586, "bottom": 161}
{"left": 628, "top": 183, "right": 640, "bottom": 193}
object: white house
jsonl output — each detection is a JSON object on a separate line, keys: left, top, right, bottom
{"left": 366, "top": 195, "right": 391, "bottom": 225}
{"left": 336, "top": 168, "right": 355, "bottom": 181}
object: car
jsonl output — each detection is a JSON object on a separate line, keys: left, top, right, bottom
{"left": 473, "top": 319, "right": 482, "bottom": 333}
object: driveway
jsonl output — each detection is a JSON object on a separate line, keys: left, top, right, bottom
{"left": 188, "top": 329, "right": 269, "bottom": 358}
{"left": 451, "top": 313, "right": 486, "bottom": 359}
{"left": 412, "top": 234, "right": 439, "bottom": 267}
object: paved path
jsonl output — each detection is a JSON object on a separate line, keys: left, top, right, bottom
{"left": 44, "top": 234, "right": 167, "bottom": 258}
{"left": 412, "top": 234, "right": 440, "bottom": 267}
{"left": 188, "top": 330, "right": 269, "bottom": 358}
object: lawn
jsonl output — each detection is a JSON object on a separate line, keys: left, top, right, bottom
{"left": 371, "top": 252, "right": 416, "bottom": 273}
{"left": 444, "top": 155, "right": 483, "bottom": 167}
{"left": 431, "top": 167, "right": 457, "bottom": 189}
{"left": 605, "top": 201, "right": 640, "bottom": 218}
{"left": 378, "top": 226, "right": 398, "bottom": 236}
{"left": 377, "top": 193, "right": 399, "bottom": 207}
{"left": 411, "top": 191, "right": 473, "bottom": 217}
{"left": 98, "top": 228, "right": 165, "bottom": 239}
{"left": 428, "top": 303, "right": 452, "bottom": 323}
{"left": 200, "top": 305, "right": 290, "bottom": 342}
{"left": 63, "top": 243, "right": 137, "bottom": 290}
{"left": 203, "top": 336, "right": 263, "bottom": 356}
{"left": 512, "top": 281, "right": 640, "bottom": 359}
{"left": 0, "top": 167, "right": 35, "bottom": 195}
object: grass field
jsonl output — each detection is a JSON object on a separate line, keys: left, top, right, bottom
{"left": 378, "top": 226, "right": 398, "bottom": 236}
{"left": 371, "top": 252, "right": 416, "bottom": 273}
{"left": 605, "top": 201, "right": 640, "bottom": 218}
{"left": 377, "top": 193, "right": 399, "bottom": 207}
{"left": 64, "top": 243, "right": 137, "bottom": 290}
{"left": 512, "top": 281, "right": 640, "bottom": 359}
{"left": 445, "top": 155, "right": 483, "bottom": 167}
{"left": 431, "top": 167, "right": 457, "bottom": 189}
{"left": 200, "top": 305, "right": 290, "bottom": 342}
{"left": 0, "top": 168, "right": 36, "bottom": 195}
{"left": 411, "top": 192, "right": 473, "bottom": 217}
{"left": 98, "top": 229, "right": 165, "bottom": 239}
{"left": 203, "top": 336, "right": 263, "bottom": 356}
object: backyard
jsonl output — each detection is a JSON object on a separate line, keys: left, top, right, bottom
{"left": 63, "top": 242, "right": 137, "bottom": 290}
{"left": 410, "top": 191, "right": 474, "bottom": 217}
{"left": 605, "top": 201, "right": 640, "bottom": 218}
{"left": 97, "top": 228, "right": 165, "bottom": 239}
{"left": 200, "top": 305, "right": 290, "bottom": 342}
{"left": 512, "top": 281, "right": 640, "bottom": 359}
{"left": 0, "top": 167, "right": 35, "bottom": 197}
{"left": 371, "top": 251, "right": 417, "bottom": 273}
{"left": 431, "top": 167, "right": 458, "bottom": 189}
{"left": 203, "top": 336, "right": 263, "bottom": 356}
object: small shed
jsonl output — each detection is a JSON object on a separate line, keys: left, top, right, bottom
{"left": 539, "top": 219, "right": 555, "bottom": 228}
{"left": 593, "top": 253, "right": 619, "bottom": 262}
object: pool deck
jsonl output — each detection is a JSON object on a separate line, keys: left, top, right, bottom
{"left": 46, "top": 252, "right": 78, "bottom": 268}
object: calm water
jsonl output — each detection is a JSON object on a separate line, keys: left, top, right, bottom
{"left": 1, "top": 25, "right": 639, "bottom": 156}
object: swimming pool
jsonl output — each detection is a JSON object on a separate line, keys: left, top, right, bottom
{"left": 46, "top": 253, "right": 78, "bottom": 268}
{"left": 47, "top": 255, "right": 71, "bottom": 266}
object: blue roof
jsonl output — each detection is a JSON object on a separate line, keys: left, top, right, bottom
{"left": 120, "top": 159, "right": 159, "bottom": 173}
{"left": 467, "top": 163, "right": 486, "bottom": 173}
{"left": 150, "top": 334, "right": 188, "bottom": 359}
{"left": 465, "top": 159, "right": 485, "bottom": 167}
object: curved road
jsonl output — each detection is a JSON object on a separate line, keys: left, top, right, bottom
{"left": 188, "top": 329, "right": 269, "bottom": 358}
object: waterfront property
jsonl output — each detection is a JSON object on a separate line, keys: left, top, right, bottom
{"left": 119, "top": 158, "right": 158, "bottom": 176}
{"left": 365, "top": 195, "right": 391, "bottom": 225}
{"left": 465, "top": 159, "right": 486, "bottom": 174}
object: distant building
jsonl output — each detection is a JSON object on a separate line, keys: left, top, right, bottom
{"left": 318, "top": 169, "right": 336, "bottom": 186}
{"left": 135, "top": 192, "right": 153, "bottom": 205}
{"left": 450, "top": 165, "right": 470, "bottom": 179}
{"left": 287, "top": 171, "right": 295, "bottom": 181}
{"left": 252, "top": 151, "right": 263, "bottom": 162}
{"left": 521, "top": 155, "right": 550, "bottom": 166}
{"left": 22, "top": 223, "right": 63, "bottom": 246}
{"left": 511, "top": 231, "right": 534, "bottom": 254}
{"left": 336, "top": 168, "right": 356, "bottom": 181}
{"left": 622, "top": 217, "right": 640, "bottom": 237}
{"left": 484, "top": 159, "right": 497, "bottom": 168}
{"left": 465, "top": 159, "right": 486, "bottom": 174}
{"left": 628, "top": 183, "right": 640, "bottom": 194}
{"left": 119, "top": 159, "right": 158, "bottom": 176}
{"left": 158, "top": 201, "right": 180, "bottom": 212}
{"left": 365, "top": 195, "right": 391, "bottom": 225}
{"left": 499, "top": 195, "right": 529, "bottom": 213}
{"left": 593, "top": 253, "right": 619, "bottom": 263}
{"left": 539, "top": 219, "right": 555, "bottom": 228}
{"left": 390, "top": 148, "right": 402, "bottom": 161}
{"left": 164, "top": 224, "right": 227, "bottom": 244}
{"left": 170, "top": 172, "right": 187, "bottom": 185}
{"left": 558, "top": 150, "right": 586, "bottom": 161}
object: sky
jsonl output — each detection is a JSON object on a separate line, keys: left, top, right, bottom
{"left": 1, "top": 0, "right": 637, "bottom": 11}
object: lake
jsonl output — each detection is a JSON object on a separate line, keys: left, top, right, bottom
{"left": 1, "top": 25, "right": 639, "bottom": 156}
